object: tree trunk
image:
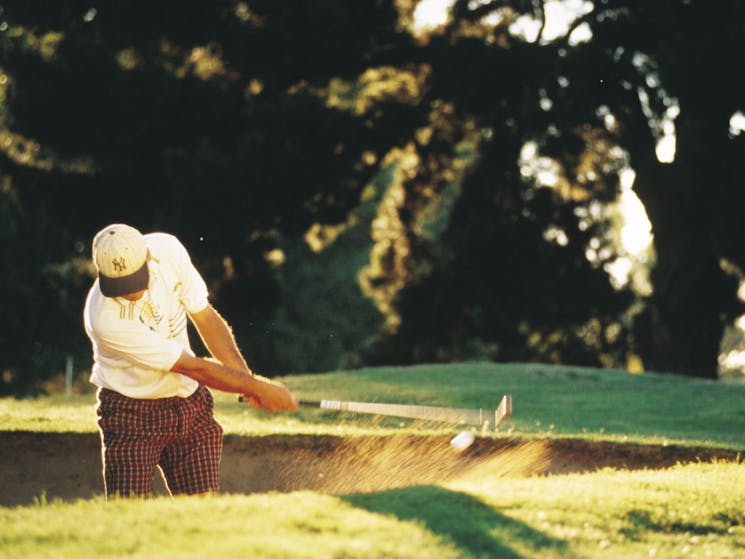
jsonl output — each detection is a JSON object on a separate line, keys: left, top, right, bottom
{"left": 632, "top": 218, "right": 733, "bottom": 378}
{"left": 630, "top": 133, "right": 739, "bottom": 378}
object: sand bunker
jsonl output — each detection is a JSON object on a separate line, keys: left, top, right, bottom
{"left": 1, "top": 432, "right": 739, "bottom": 506}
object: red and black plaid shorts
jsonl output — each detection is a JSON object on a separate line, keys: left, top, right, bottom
{"left": 96, "top": 385, "right": 223, "bottom": 498}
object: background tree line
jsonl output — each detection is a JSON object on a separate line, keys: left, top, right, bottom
{"left": 1, "top": 0, "right": 744, "bottom": 395}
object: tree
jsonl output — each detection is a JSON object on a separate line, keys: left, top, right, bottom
{"left": 527, "top": 0, "right": 745, "bottom": 377}
{"left": 2, "top": 0, "right": 743, "bottom": 394}
{"left": 376, "top": 0, "right": 745, "bottom": 378}
{"left": 0, "top": 0, "right": 413, "bottom": 391}
{"left": 361, "top": 5, "right": 637, "bottom": 368}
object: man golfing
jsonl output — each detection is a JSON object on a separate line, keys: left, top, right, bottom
{"left": 84, "top": 223, "right": 298, "bottom": 498}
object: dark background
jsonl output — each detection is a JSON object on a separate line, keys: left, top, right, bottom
{"left": 2, "top": 0, "right": 745, "bottom": 394}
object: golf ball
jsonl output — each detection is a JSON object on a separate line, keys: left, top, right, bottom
{"left": 449, "top": 431, "right": 475, "bottom": 451}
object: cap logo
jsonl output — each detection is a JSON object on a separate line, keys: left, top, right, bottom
{"left": 112, "top": 257, "right": 127, "bottom": 272}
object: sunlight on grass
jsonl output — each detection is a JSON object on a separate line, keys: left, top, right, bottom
{"left": 0, "top": 393, "right": 97, "bottom": 432}
{"left": 3, "top": 362, "right": 745, "bottom": 448}
{"left": 1, "top": 492, "right": 461, "bottom": 559}
{"left": 2, "top": 362, "right": 745, "bottom": 558}
{"left": 449, "top": 461, "right": 745, "bottom": 559}
{"left": 3, "top": 462, "right": 744, "bottom": 559}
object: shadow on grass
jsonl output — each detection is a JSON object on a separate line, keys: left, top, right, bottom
{"left": 344, "top": 486, "right": 567, "bottom": 558}
{"left": 622, "top": 509, "right": 733, "bottom": 539}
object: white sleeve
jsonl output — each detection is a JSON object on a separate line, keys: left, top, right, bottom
{"left": 150, "top": 233, "right": 210, "bottom": 314}
{"left": 173, "top": 243, "right": 210, "bottom": 313}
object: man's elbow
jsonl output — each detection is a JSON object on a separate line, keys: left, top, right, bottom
{"left": 171, "top": 352, "right": 208, "bottom": 381}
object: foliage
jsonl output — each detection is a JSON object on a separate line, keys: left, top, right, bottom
{"left": 532, "top": 0, "right": 745, "bottom": 378}
{"left": 0, "top": 0, "right": 407, "bottom": 391}
{"left": 2, "top": 1, "right": 745, "bottom": 393}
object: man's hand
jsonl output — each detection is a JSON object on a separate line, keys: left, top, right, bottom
{"left": 171, "top": 352, "right": 298, "bottom": 411}
{"left": 242, "top": 374, "right": 299, "bottom": 412}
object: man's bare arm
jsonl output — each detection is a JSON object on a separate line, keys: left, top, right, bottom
{"left": 171, "top": 351, "right": 298, "bottom": 413}
{"left": 189, "top": 305, "right": 250, "bottom": 373}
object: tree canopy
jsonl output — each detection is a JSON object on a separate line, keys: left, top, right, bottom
{"left": 1, "top": 0, "right": 744, "bottom": 394}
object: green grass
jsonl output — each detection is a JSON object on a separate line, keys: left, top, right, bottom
{"left": 6, "top": 362, "right": 743, "bottom": 447}
{"left": 2, "top": 463, "right": 743, "bottom": 558}
{"left": 2, "top": 362, "right": 745, "bottom": 558}
{"left": 279, "top": 362, "right": 745, "bottom": 447}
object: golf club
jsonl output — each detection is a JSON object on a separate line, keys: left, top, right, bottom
{"left": 241, "top": 394, "right": 512, "bottom": 431}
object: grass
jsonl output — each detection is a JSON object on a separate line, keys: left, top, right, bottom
{"left": 2, "top": 463, "right": 743, "bottom": 558}
{"left": 0, "top": 492, "right": 462, "bottom": 559}
{"left": 278, "top": 362, "right": 745, "bottom": 447}
{"left": 2, "top": 362, "right": 745, "bottom": 558}
{"left": 6, "top": 362, "right": 744, "bottom": 447}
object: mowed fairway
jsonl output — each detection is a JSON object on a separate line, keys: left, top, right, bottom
{"left": 2, "top": 362, "right": 745, "bottom": 558}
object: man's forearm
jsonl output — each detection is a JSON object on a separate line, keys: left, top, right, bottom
{"left": 170, "top": 351, "right": 298, "bottom": 413}
{"left": 171, "top": 352, "right": 256, "bottom": 394}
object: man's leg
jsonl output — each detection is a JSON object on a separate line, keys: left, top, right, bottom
{"left": 96, "top": 389, "right": 164, "bottom": 498}
{"left": 159, "top": 386, "right": 223, "bottom": 495}
{"left": 100, "top": 431, "right": 162, "bottom": 497}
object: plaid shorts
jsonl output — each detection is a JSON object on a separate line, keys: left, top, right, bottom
{"left": 96, "top": 385, "right": 223, "bottom": 498}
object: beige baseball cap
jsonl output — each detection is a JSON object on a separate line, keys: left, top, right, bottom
{"left": 92, "top": 224, "right": 150, "bottom": 297}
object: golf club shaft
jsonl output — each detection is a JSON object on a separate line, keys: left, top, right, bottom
{"left": 298, "top": 396, "right": 512, "bottom": 430}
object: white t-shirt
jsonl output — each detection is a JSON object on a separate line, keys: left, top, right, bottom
{"left": 84, "top": 233, "right": 209, "bottom": 399}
